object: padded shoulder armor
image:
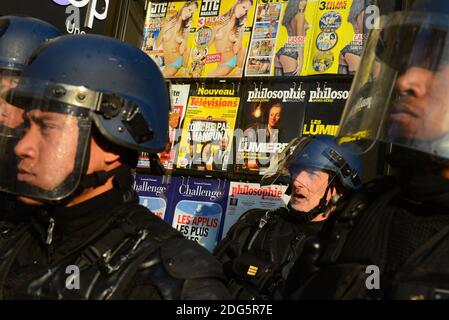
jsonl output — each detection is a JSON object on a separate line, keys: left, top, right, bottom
{"left": 135, "top": 237, "right": 231, "bottom": 300}
{"left": 108, "top": 203, "right": 230, "bottom": 299}
{"left": 124, "top": 204, "right": 230, "bottom": 299}
{"left": 161, "top": 237, "right": 226, "bottom": 281}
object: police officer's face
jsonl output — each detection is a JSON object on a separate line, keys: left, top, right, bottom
{"left": 389, "top": 64, "right": 449, "bottom": 140}
{"left": 0, "top": 100, "right": 24, "bottom": 129}
{"left": 0, "top": 75, "right": 19, "bottom": 94}
{"left": 14, "top": 109, "right": 79, "bottom": 194}
{"left": 290, "top": 167, "right": 336, "bottom": 214}
{"left": 0, "top": 75, "right": 22, "bottom": 129}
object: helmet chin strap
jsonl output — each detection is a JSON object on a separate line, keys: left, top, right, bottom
{"left": 78, "top": 166, "right": 124, "bottom": 190}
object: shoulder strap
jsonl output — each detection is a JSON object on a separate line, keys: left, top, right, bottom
{"left": 281, "top": 232, "right": 308, "bottom": 277}
{"left": 265, "top": 219, "right": 315, "bottom": 298}
{"left": 247, "top": 210, "right": 278, "bottom": 251}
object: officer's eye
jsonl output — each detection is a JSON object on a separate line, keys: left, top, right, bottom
{"left": 40, "top": 121, "right": 58, "bottom": 131}
{"left": 304, "top": 168, "right": 320, "bottom": 176}
{"left": 30, "top": 116, "right": 59, "bottom": 134}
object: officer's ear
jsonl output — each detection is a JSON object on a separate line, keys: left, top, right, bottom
{"left": 90, "top": 127, "right": 121, "bottom": 166}
{"left": 103, "top": 148, "right": 121, "bottom": 164}
{"left": 97, "top": 139, "right": 121, "bottom": 165}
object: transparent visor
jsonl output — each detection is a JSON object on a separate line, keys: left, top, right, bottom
{"left": 338, "top": 11, "right": 449, "bottom": 159}
{"left": 0, "top": 69, "right": 20, "bottom": 95}
{"left": 0, "top": 78, "right": 93, "bottom": 201}
{"left": 261, "top": 137, "right": 348, "bottom": 194}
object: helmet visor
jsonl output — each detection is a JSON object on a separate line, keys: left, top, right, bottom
{"left": 0, "top": 69, "right": 20, "bottom": 95}
{"left": 0, "top": 78, "right": 93, "bottom": 201}
{"left": 338, "top": 11, "right": 449, "bottom": 159}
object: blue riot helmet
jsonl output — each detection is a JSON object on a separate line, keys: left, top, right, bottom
{"left": 0, "top": 34, "right": 170, "bottom": 201}
{"left": 287, "top": 135, "right": 362, "bottom": 191}
{"left": 261, "top": 135, "right": 362, "bottom": 220}
{"left": 338, "top": 0, "right": 449, "bottom": 161}
{"left": 0, "top": 16, "right": 61, "bottom": 78}
{"left": 0, "top": 16, "right": 61, "bottom": 128}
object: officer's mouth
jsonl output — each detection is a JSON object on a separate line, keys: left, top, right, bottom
{"left": 389, "top": 101, "right": 418, "bottom": 122}
{"left": 17, "top": 168, "right": 35, "bottom": 182}
{"left": 292, "top": 192, "right": 307, "bottom": 202}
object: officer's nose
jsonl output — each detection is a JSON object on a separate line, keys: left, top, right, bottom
{"left": 14, "top": 127, "right": 37, "bottom": 159}
{"left": 394, "top": 66, "right": 432, "bottom": 99}
{"left": 292, "top": 171, "right": 311, "bottom": 189}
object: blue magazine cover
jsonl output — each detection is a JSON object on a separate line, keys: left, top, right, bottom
{"left": 168, "top": 176, "right": 230, "bottom": 252}
{"left": 134, "top": 174, "right": 175, "bottom": 224}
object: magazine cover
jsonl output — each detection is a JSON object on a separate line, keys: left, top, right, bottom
{"left": 169, "top": 176, "right": 230, "bottom": 252}
{"left": 186, "top": 0, "right": 256, "bottom": 78}
{"left": 336, "top": 0, "right": 374, "bottom": 75}
{"left": 221, "top": 182, "right": 289, "bottom": 238}
{"left": 303, "top": 80, "right": 352, "bottom": 136}
{"left": 134, "top": 174, "right": 174, "bottom": 223}
{"left": 245, "top": 0, "right": 316, "bottom": 77}
{"left": 137, "top": 151, "right": 152, "bottom": 169}
{"left": 158, "top": 84, "right": 190, "bottom": 170}
{"left": 234, "top": 80, "right": 307, "bottom": 176}
{"left": 142, "top": 1, "right": 200, "bottom": 78}
{"left": 176, "top": 82, "right": 240, "bottom": 173}
{"left": 301, "top": 0, "right": 376, "bottom": 75}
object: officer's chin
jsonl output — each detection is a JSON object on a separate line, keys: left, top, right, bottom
{"left": 17, "top": 195, "right": 44, "bottom": 207}
{"left": 289, "top": 199, "right": 307, "bottom": 213}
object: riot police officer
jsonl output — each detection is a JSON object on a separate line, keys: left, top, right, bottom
{"left": 291, "top": 0, "right": 449, "bottom": 300}
{"left": 0, "top": 16, "right": 61, "bottom": 221}
{"left": 214, "top": 134, "right": 362, "bottom": 299}
{"left": 0, "top": 34, "right": 230, "bottom": 299}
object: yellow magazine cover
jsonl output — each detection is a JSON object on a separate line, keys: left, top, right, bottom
{"left": 176, "top": 83, "right": 240, "bottom": 172}
{"left": 245, "top": 0, "right": 315, "bottom": 77}
{"left": 186, "top": 0, "right": 256, "bottom": 78}
{"left": 303, "top": 0, "right": 371, "bottom": 75}
{"left": 142, "top": 1, "right": 200, "bottom": 78}
{"left": 338, "top": 0, "right": 379, "bottom": 75}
